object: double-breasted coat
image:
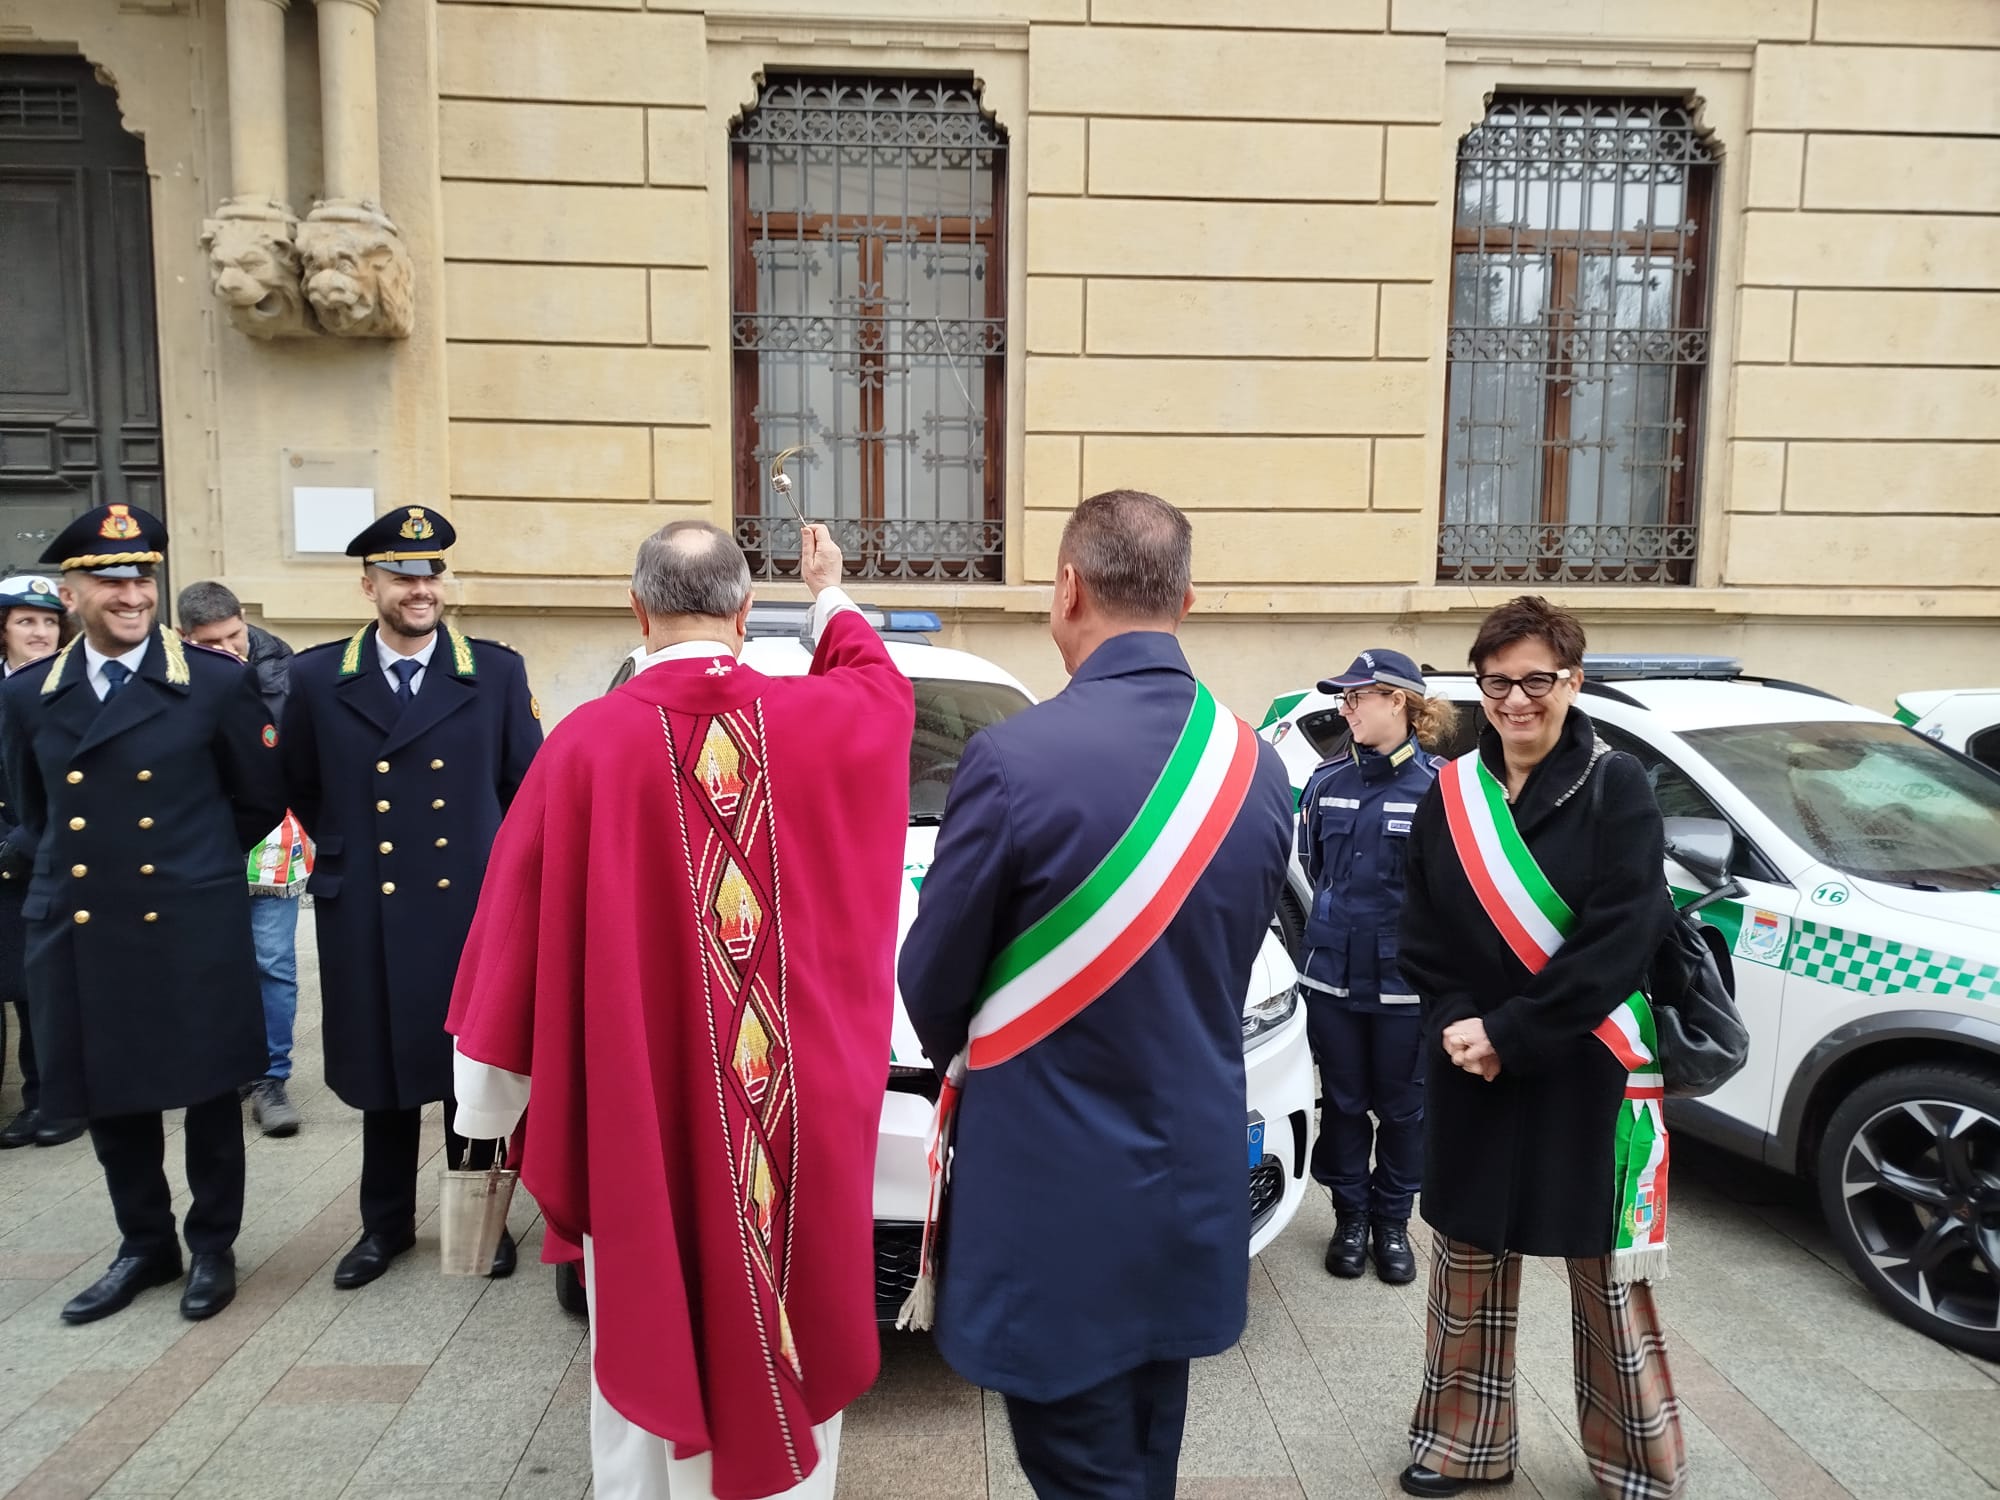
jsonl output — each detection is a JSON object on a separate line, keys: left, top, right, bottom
{"left": 899, "top": 632, "right": 1294, "bottom": 1403}
{"left": 281, "top": 623, "right": 541, "bottom": 1111}
{"left": 0, "top": 629, "right": 286, "bottom": 1118}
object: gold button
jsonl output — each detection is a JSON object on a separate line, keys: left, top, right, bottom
{"left": 429, "top": 759, "right": 443, "bottom": 771}
{"left": 72, "top": 910, "right": 89, "bottom": 925}
{"left": 144, "top": 912, "right": 157, "bottom": 923}
{"left": 437, "top": 878, "right": 450, "bottom": 889}
{"left": 431, "top": 799, "right": 444, "bottom": 810}
{"left": 68, "top": 817, "right": 85, "bottom": 831}
{"left": 376, "top": 760, "right": 390, "bottom": 774}
{"left": 137, "top": 770, "right": 152, "bottom": 781}
{"left": 381, "top": 881, "right": 396, "bottom": 895}
{"left": 376, "top": 800, "right": 391, "bottom": 813}
{"left": 65, "top": 770, "right": 83, "bottom": 784}
{"left": 70, "top": 864, "right": 86, "bottom": 878}
{"left": 138, "top": 817, "right": 154, "bottom": 829}
{"left": 140, "top": 864, "right": 155, "bottom": 876}
{"left": 379, "top": 841, "right": 393, "bottom": 855}
{"left": 434, "top": 838, "right": 448, "bottom": 849}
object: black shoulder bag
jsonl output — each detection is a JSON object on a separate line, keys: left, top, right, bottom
{"left": 1590, "top": 752, "right": 1751, "bottom": 1098}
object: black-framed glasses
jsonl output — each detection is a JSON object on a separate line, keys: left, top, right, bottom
{"left": 1338, "top": 687, "right": 1398, "bottom": 711}
{"left": 1475, "top": 669, "right": 1573, "bottom": 701}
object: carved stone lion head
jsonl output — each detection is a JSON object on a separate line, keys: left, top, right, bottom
{"left": 299, "top": 218, "right": 415, "bottom": 340}
{"left": 199, "top": 218, "right": 312, "bottom": 339}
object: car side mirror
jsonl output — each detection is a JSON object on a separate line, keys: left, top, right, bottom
{"left": 1663, "top": 816, "right": 1735, "bottom": 891}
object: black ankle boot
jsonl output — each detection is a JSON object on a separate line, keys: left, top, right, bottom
{"left": 1324, "top": 1212, "right": 1369, "bottom": 1278}
{"left": 1373, "top": 1219, "right": 1417, "bottom": 1284}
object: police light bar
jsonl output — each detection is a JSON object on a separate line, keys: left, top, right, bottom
{"left": 883, "top": 610, "right": 943, "bottom": 633}
{"left": 1583, "top": 653, "right": 1742, "bottom": 681}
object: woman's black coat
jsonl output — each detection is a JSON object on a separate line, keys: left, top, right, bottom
{"left": 1398, "top": 707, "right": 1670, "bottom": 1259}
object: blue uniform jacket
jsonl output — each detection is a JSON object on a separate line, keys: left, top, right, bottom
{"left": 899, "top": 631, "right": 1293, "bottom": 1402}
{"left": 1298, "top": 737, "right": 1440, "bottom": 1009}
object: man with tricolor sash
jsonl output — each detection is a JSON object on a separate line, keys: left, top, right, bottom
{"left": 899, "top": 491, "right": 1292, "bottom": 1499}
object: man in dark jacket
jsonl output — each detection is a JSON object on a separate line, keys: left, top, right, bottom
{"left": 281, "top": 506, "right": 542, "bottom": 1289}
{"left": 900, "top": 492, "right": 1293, "bottom": 1499}
{"left": 0, "top": 505, "right": 287, "bottom": 1325}
{"left": 179, "top": 581, "right": 305, "bottom": 1137}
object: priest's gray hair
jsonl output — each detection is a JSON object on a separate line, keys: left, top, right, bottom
{"left": 632, "top": 520, "right": 753, "bottom": 620}
{"left": 1059, "top": 490, "right": 1193, "bottom": 621}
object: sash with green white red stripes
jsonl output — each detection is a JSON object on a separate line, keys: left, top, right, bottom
{"left": 895, "top": 682, "right": 1261, "bottom": 1329}
{"left": 1438, "top": 750, "right": 1669, "bottom": 1283}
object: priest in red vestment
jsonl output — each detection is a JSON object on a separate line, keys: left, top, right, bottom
{"left": 445, "top": 521, "right": 914, "bottom": 1500}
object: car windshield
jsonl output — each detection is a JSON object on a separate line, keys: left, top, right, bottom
{"left": 910, "top": 679, "right": 1031, "bottom": 823}
{"left": 1685, "top": 720, "right": 2000, "bottom": 892}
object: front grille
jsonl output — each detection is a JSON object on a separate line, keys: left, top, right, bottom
{"left": 1249, "top": 1155, "right": 1286, "bottom": 1233}
{"left": 874, "top": 1221, "right": 923, "bottom": 1325}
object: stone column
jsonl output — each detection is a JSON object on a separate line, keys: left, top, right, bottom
{"left": 298, "top": 0, "right": 414, "bottom": 338}
{"left": 201, "top": 0, "right": 314, "bottom": 339}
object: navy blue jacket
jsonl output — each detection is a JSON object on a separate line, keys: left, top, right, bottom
{"left": 281, "top": 623, "right": 541, "bottom": 1111}
{"left": 1298, "top": 737, "right": 1440, "bottom": 1009}
{"left": 899, "top": 631, "right": 1292, "bottom": 1402}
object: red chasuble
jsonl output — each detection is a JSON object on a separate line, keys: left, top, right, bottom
{"left": 446, "top": 611, "right": 914, "bottom": 1500}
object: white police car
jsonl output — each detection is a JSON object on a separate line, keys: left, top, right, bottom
{"left": 1895, "top": 689, "right": 2000, "bottom": 774}
{"left": 603, "top": 605, "right": 1315, "bottom": 1321}
{"left": 1262, "top": 656, "right": 2000, "bottom": 1359}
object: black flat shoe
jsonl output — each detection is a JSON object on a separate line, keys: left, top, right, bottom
{"left": 1372, "top": 1219, "right": 1418, "bottom": 1285}
{"left": 61, "top": 1254, "right": 183, "bottom": 1325}
{"left": 0, "top": 1109, "right": 39, "bottom": 1149}
{"left": 1325, "top": 1212, "right": 1369, "bottom": 1279}
{"left": 1399, "top": 1464, "right": 1513, "bottom": 1497}
{"left": 332, "top": 1228, "right": 417, "bottom": 1289}
{"left": 33, "top": 1115, "right": 85, "bottom": 1147}
{"left": 180, "top": 1252, "right": 237, "bottom": 1320}
{"left": 488, "top": 1227, "right": 517, "bottom": 1280}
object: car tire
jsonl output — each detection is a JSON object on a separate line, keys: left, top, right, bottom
{"left": 555, "top": 1259, "right": 588, "bottom": 1319}
{"left": 1816, "top": 1061, "right": 2000, "bottom": 1362}
{"left": 1273, "top": 889, "right": 1306, "bottom": 962}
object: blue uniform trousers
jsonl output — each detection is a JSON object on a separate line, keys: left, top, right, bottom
{"left": 1004, "top": 1358, "right": 1191, "bottom": 1500}
{"left": 1307, "top": 1000, "right": 1424, "bottom": 1222}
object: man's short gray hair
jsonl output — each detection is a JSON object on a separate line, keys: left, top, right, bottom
{"left": 632, "top": 520, "right": 753, "bottom": 620}
{"left": 178, "top": 580, "right": 243, "bottom": 631}
{"left": 1058, "top": 490, "right": 1193, "bottom": 621}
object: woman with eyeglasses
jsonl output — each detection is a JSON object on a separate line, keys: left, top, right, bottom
{"left": 1393, "top": 596, "right": 1683, "bottom": 1500}
{"left": 1296, "top": 649, "right": 1455, "bottom": 1286}
{"left": 0, "top": 576, "right": 83, "bottom": 1150}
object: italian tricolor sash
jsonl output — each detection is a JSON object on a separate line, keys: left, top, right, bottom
{"left": 1438, "top": 751, "right": 1669, "bottom": 1283}
{"left": 896, "top": 683, "right": 1260, "bottom": 1329}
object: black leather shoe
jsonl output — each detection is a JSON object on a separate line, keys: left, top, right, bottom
{"left": 1325, "top": 1212, "right": 1369, "bottom": 1278}
{"left": 1373, "top": 1219, "right": 1418, "bottom": 1285}
{"left": 488, "top": 1227, "right": 517, "bottom": 1279}
{"left": 1398, "top": 1464, "right": 1513, "bottom": 1496}
{"left": 333, "top": 1228, "right": 417, "bottom": 1289}
{"left": 60, "top": 1254, "right": 182, "bottom": 1325}
{"left": 180, "top": 1252, "right": 237, "bottom": 1320}
{"left": 0, "top": 1109, "right": 38, "bottom": 1149}
{"left": 33, "top": 1115, "right": 85, "bottom": 1147}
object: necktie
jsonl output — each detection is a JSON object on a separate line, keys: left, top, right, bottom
{"left": 393, "top": 658, "right": 421, "bottom": 704}
{"left": 101, "top": 660, "right": 130, "bottom": 702}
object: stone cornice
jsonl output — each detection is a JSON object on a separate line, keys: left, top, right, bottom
{"left": 705, "top": 11, "right": 1029, "bottom": 51}
{"left": 1445, "top": 33, "right": 1756, "bottom": 70}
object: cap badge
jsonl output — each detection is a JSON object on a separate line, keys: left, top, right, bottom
{"left": 99, "top": 505, "right": 141, "bottom": 541}
{"left": 398, "top": 508, "right": 435, "bottom": 542}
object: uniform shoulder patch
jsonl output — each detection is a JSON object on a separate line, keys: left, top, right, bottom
{"left": 472, "top": 636, "right": 523, "bottom": 658}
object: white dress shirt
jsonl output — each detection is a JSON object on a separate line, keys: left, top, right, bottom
{"left": 376, "top": 629, "right": 438, "bottom": 697}
{"left": 84, "top": 638, "right": 150, "bottom": 701}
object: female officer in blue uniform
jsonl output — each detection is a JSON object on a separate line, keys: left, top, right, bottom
{"left": 1299, "top": 649, "right": 1453, "bottom": 1284}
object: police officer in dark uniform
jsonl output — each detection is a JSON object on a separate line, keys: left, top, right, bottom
{"left": 1299, "top": 649, "right": 1447, "bottom": 1286}
{"left": 281, "top": 506, "right": 541, "bottom": 1288}
{"left": 0, "top": 505, "right": 286, "bottom": 1323}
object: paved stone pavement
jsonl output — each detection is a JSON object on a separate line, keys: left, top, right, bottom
{"left": 2, "top": 920, "right": 1996, "bottom": 1499}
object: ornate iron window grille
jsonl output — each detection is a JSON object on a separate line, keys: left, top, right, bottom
{"left": 1438, "top": 96, "right": 1716, "bottom": 585}
{"left": 730, "top": 75, "right": 1008, "bottom": 582}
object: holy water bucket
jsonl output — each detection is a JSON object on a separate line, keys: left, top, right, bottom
{"left": 439, "top": 1150, "right": 517, "bottom": 1276}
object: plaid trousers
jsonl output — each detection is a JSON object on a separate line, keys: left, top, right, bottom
{"left": 1408, "top": 1235, "right": 1687, "bottom": 1500}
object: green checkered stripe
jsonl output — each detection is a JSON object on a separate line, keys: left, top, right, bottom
{"left": 1790, "top": 921, "right": 2000, "bottom": 1005}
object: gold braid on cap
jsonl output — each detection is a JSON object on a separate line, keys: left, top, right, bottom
{"left": 61, "top": 550, "right": 163, "bottom": 570}
{"left": 363, "top": 550, "right": 445, "bottom": 564}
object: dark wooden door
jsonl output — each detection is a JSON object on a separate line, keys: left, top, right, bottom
{"left": 0, "top": 55, "right": 164, "bottom": 577}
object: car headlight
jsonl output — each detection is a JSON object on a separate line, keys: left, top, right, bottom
{"left": 1242, "top": 983, "right": 1299, "bottom": 1052}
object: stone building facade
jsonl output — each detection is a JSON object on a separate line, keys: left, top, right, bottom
{"left": 1, "top": 0, "right": 1995, "bottom": 723}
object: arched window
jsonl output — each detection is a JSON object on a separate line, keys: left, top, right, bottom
{"left": 1438, "top": 97, "right": 1716, "bottom": 585}
{"left": 730, "top": 76, "right": 1007, "bottom": 582}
